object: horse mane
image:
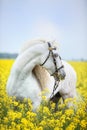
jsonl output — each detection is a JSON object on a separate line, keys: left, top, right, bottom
{"left": 20, "top": 39, "right": 46, "bottom": 54}
{"left": 20, "top": 39, "right": 58, "bottom": 54}
{"left": 20, "top": 39, "right": 54, "bottom": 90}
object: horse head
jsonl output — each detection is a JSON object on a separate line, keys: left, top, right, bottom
{"left": 40, "top": 41, "right": 66, "bottom": 81}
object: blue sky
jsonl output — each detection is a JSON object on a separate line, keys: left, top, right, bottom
{"left": 0, "top": 0, "right": 87, "bottom": 60}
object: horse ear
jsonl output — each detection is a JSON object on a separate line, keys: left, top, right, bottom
{"left": 52, "top": 40, "right": 56, "bottom": 45}
{"left": 52, "top": 40, "right": 60, "bottom": 50}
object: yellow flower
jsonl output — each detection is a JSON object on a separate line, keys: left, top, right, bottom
{"left": 35, "top": 126, "right": 43, "bottom": 130}
{"left": 54, "top": 127, "right": 60, "bottom": 130}
{"left": 27, "top": 111, "right": 36, "bottom": 121}
{"left": 54, "top": 128, "right": 63, "bottom": 130}
{"left": 11, "top": 122, "right": 16, "bottom": 127}
{"left": 40, "top": 120, "right": 46, "bottom": 126}
{"left": 65, "top": 109, "right": 74, "bottom": 116}
{"left": 77, "top": 108, "right": 85, "bottom": 117}
{"left": 3, "top": 117, "right": 8, "bottom": 123}
{"left": 43, "top": 106, "right": 50, "bottom": 114}
{"left": 7, "top": 110, "right": 17, "bottom": 121}
{"left": 66, "top": 122, "right": 75, "bottom": 130}
{"left": 50, "top": 102, "right": 56, "bottom": 110}
{"left": 73, "top": 117, "right": 80, "bottom": 124}
{"left": 42, "top": 95, "right": 47, "bottom": 100}
{"left": 80, "top": 120, "right": 87, "bottom": 128}
{"left": 47, "top": 119, "right": 55, "bottom": 127}
{"left": 0, "top": 59, "right": 87, "bottom": 130}
{"left": 21, "top": 118, "right": 28, "bottom": 126}
{"left": 16, "top": 125, "right": 21, "bottom": 130}
{"left": 24, "top": 128, "right": 30, "bottom": 130}
{"left": 13, "top": 101, "right": 18, "bottom": 106}
{"left": 16, "top": 112, "right": 22, "bottom": 119}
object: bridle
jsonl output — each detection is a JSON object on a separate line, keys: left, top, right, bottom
{"left": 41, "top": 42, "right": 64, "bottom": 80}
{"left": 41, "top": 42, "right": 64, "bottom": 99}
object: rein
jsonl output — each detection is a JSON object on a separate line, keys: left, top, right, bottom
{"left": 41, "top": 42, "right": 64, "bottom": 99}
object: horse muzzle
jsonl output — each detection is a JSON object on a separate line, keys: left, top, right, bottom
{"left": 58, "top": 71, "right": 66, "bottom": 80}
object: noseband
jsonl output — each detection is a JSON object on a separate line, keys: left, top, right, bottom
{"left": 41, "top": 42, "right": 64, "bottom": 99}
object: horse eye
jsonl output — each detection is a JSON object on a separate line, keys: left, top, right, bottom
{"left": 53, "top": 53, "right": 58, "bottom": 57}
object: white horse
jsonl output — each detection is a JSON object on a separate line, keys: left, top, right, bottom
{"left": 6, "top": 39, "right": 77, "bottom": 110}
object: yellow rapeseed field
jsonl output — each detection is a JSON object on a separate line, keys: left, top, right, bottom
{"left": 0, "top": 59, "right": 87, "bottom": 130}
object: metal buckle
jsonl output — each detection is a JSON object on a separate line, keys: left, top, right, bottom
{"left": 48, "top": 47, "right": 56, "bottom": 51}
